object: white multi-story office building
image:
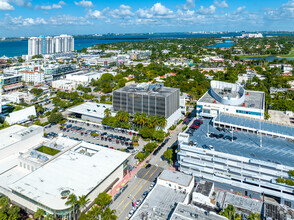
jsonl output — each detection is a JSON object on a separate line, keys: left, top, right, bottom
{"left": 28, "top": 37, "right": 43, "bottom": 56}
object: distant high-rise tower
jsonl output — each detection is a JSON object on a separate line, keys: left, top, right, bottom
{"left": 28, "top": 34, "right": 74, "bottom": 56}
{"left": 28, "top": 37, "right": 43, "bottom": 56}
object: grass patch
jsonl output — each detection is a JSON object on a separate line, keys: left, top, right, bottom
{"left": 36, "top": 146, "right": 60, "bottom": 156}
{"left": 279, "top": 47, "right": 294, "bottom": 58}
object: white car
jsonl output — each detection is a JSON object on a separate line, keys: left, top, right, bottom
{"left": 208, "top": 145, "right": 215, "bottom": 151}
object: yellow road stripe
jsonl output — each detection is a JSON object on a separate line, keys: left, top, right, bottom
{"left": 114, "top": 166, "right": 154, "bottom": 211}
{"left": 118, "top": 166, "right": 160, "bottom": 217}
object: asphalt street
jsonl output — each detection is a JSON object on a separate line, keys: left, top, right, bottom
{"left": 110, "top": 124, "right": 184, "bottom": 219}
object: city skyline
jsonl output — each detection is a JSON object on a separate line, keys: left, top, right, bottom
{"left": 0, "top": 0, "right": 293, "bottom": 37}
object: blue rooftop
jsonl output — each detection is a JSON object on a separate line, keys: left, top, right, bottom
{"left": 215, "top": 114, "right": 294, "bottom": 137}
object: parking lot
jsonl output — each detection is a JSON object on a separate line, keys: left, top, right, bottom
{"left": 44, "top": 119, "right": 148, "bottom": 155}
{"left": 189, "top": 118, "right": 294, "bottom": 167}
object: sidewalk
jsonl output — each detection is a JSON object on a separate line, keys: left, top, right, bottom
{"left": 109, "top": 122, "right": 183, "bottom": 197}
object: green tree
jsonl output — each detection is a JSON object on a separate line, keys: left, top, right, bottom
{"left": 78, "top": 195, "right": 90, "bottom": 212}
{"left": 87, "top": 206, "right": 102, "bottom": 220}
{"left": 163, "top": 149, "right": 173, "bottom": 164}
{"left": 34, "top": 208, "right": 45, "bottom": 220}
{"left": 158, "top": 116, "right": 167, "bottom": 128}
{"left": 65, "top": 194, "right": 77, "bottom": 220}
{"left": 8, "top": 205, "right": 20, "bottom": 220}
{"left": 95, "top": 192, "right": 112, "bottom": 209}
{"left": 30, "top": 88, "right": 43, "bottom": 96}
{"left": 247, "top": 212, "right": 261, "bottom": 220}
{"left": 101, "top": 207, "right": 117, "bottom": 220}
{"left": 48, "top": 112, "right": 64, "bottom": 124}
{"left": 29, "top": 115, "right": 36, "bottom": 121}
{"left": 136, "top": 152, "right": 146, "bottom": 162}
{"left": 104, "top": 108, "right": 111, "bottom": 118}
{"left": 43, "top": 214, "right": 54, "bottom": 220}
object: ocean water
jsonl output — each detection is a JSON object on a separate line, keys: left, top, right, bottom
{"left": 244, "top": 56, "right": 294, "bottom": 61}
{"left": 0, "top": 32, "right": 293, "bottom": 57}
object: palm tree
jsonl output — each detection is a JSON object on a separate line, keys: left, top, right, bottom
{"left": 247, "top": 213, "right": 261, "bottom": 220}
{"left": 88, "top": 206, "right": 102, "bottom": 220}
{"left": 43, "top": 214, "right": 54, "bottom": 220}
{"left": 115, "top": 110, "right": 123, "bottom": 121}
{"left": 101, "top": 207, "right": 117, "bottom": 220}
{"left": 34, "top": 208, "right": 45, "bottom": 220}
{"left": 158, "top": 116, "right": 167, "bottom": 128}
{"left": 122, "top": 111, "right": 130, "bottom": 122}
{"left": 65, "top": 194, "right": 77, "bottom": 220}
{"left": 29, "top": 115, "right": 36, "bottom": 121}
{"left": 140, "top": 112, "right": 147, "bottom": 127}
{"left": 133, "top": 112, "right": 140, "bottom": 125}
{"left": 78, "top": 195, "right": 90, "bottom": 212}
{"left": 104, "top": 108, "right": 111, "bottom": 118}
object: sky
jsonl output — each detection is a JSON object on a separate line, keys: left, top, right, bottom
{"left": 0, "top": 0, "right": 293, "bottom": 37}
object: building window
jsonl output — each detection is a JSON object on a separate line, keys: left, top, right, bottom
{"left": 24, "top": 163, "right": 26, "bottom": 168}
{"left": 27, "top": 165, "right": 30, "bottom": 170}
{"left": 285, "top": 200, "right": 291, "bottom": 207}
{"left": 20, "top": 162, "right": 22, "bottom": 167}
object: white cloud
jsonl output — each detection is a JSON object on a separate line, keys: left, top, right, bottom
{"left": 11, "top": 0, "right": 32, "bottom": 8}
{"left": 264, "top": 0, "right": 294, "bottom": 20}
{"left": 87, "top": 9, "right": 104, "bottom": 19}
{"left": 2, "top": 14, "right": 91, "bottom": 27}
{"left": 233, "top": 6, "right": 246, "bottom": 14}
{"left": 183, "top": 0, "right": 195, "bottom": 10}
{"left": 136, "top": 3, "right": 174, "bottom": 19}
{"left": 58, "top": 1, "right": 66, "bottom": 6}
{"left": 151, "top": 3, "right": 173, "bottom": 16}
{"left": 74, "top": 0, "right": 93, "bottom": 8}
{"left": 0, "top": 0, "right": 14, "bottom": 11}
{"left": 108, "top": 4, "right": 134, "bottom": 18}
{"left": 197, "top": 5, "right": 216, "bottom": 15}
{"left": 214, "top": 0, "right": 228, "bottom": 8}
{"left": 35, "top": 1, "right": 65, "bottom": 10}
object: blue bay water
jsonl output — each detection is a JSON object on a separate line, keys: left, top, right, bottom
{"left": 0, "top": 32, "right": 293, "bottom": 57}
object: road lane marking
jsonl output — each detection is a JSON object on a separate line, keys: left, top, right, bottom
{"left": 118, "top": 166, "right": 160, "bottom": 217}
{"left": 113, "top": 166, "right": 154, "bottom": 211}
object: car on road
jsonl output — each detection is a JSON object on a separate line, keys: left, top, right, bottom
{"left": 149, "top": 182, "right": 155, "bottom": 190}
{"left": 128, "top": 209, "right": 134, "bottom": 218}
{"left": 142, "top": 191, "right": 149, "bottom": 198}
{"left": 136, "top": 200, "right": 142, "bottom": 207}
{"left": 145, "top": 164, "right": 151, "bottom": 169}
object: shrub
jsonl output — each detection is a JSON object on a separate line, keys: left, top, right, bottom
{"left": 169, "top": 125, "right": 177, "bottom": 131}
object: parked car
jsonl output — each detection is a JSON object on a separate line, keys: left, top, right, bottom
{"left": 142, "top": 191, "right": 149, "bottom": 198}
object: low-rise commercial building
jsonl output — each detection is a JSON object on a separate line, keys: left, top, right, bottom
{"left": 9, "top": 141, "right": 130, "bottom": 218}
{"left": 67, "top": 102, "right": 114, "bottom": 122}
{"left": 51, "top": 79, "right": 78, "bottom": 91}
{"left": 131, "top": 170, "right": 194, "bottom": 220}
{"left": 0, "top": 124, "right": 130, "bottom": 218}
{"left": 197, "top": 80, "right": 265, "bottom": 119}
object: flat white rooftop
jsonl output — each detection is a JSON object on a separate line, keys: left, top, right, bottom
{"left": 0, "top": 125, "right": 26, "bottom": 150}
{"left": 9, "top": 142, "right": 130, "bottom": 211}
{"left": 0, "top": 124, "right": 41, "bottom": 151}
{"left": 68, "top": 102, "right": 113, "bottom": 119}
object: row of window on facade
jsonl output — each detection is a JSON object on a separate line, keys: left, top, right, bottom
{"left": 19, "top": 161, "right": 35, "bottom": 172}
